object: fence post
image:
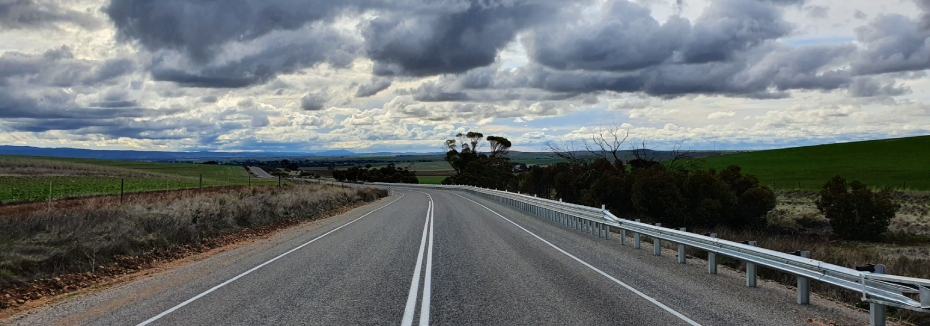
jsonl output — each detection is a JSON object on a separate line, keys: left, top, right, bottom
{"left": 199, "top": 174, "right": 203, "bottom": 194}
{"left": 797, "top": 251, "right": 810, "bottom": 304}
{"left": 678, "top": 228, "right": 686, "bottom": 264}
{"left": 654, "top": 223, "right": 662, "bottom": 256}
{"left": 634, "top": 219, "right": 641, "bottom": 249}
{"left": 870, "top": 265, "right": 887, "bottom": 326}
{"left": 708, "top": 233, "right": 717, "bottom": 274}
{"left": 48, "top": 181, "right": 52, "bottom": 211}
{"left": 746, "top": 241, "right": 757, "bottom": 287}
{"left": 120, "top": 179, "right": 124, "bottom": 204}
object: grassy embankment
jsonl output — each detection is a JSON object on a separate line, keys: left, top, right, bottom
{"left": 671, "top": 136, "right": 930, "bottom": 324}
{"left": 695, "top": 135, "right": 930, "bottom": 191}
{"left": 0, "top": 156, "right": 280, "bottom": 203}
{"left": 416, "top": 176, "right": 447, "bottom": 184}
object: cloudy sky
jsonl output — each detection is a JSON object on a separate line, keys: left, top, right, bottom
{"left": 1, "top": 0, "right": 928, "bottom": 153}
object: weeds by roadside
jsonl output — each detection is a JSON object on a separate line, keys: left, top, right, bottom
{"left": 0, "top": 184, "right": 387, "bottom": 291}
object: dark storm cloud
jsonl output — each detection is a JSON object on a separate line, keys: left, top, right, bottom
{"left": 0, "top": 89, "right": 180, "bottom": 120}
{"left": 362, "top": 0, "right": 571, "bottom": 76}
{"left": 107, "top": 0, "right": 580, "bottom": 84}
{"left": 526, "top": 0, "right": 689, "bottom": 71}
{"left": 526, "top": 0, "right": 791, "bottom": 71}
{"left": 437, "top": 41, "right": 859, "bottom": 99}
{"left": 97, "top": 0, "right": 930, "bottom": 98}
{"left": 681, "top": 0, "right": 792, "bottom": 64}
{"left": 105, "top": 0, "right": 362, "bottom": 63}
{"left": 355, "top": 77, "right": 392, "bottom": 97}
{"left": 851, "top": 13, "right": 930, "bottom": 76}
{"left": 148, "top": 26, "right": 358, "bottom": 88}
{"left": 300, "top": 93, "right": 326, "bottom": 111}
{"left": 0, "top": 0, "right": 101, "bottom": 30}
{"left": 0, "top": 46, "right": 134, "bottom": 88}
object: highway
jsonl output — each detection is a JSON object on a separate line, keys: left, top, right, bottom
{"left": 5, "top": 188, "right": 871, "bottom": 325}
{"left": 248, "top": 166, "right": 274, "bottom": 179}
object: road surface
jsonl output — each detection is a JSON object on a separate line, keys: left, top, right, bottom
{"left": 5, "top": 188, "right": 871, "bottom": 325}
{"left": 248, "top": 166, "right": 274, "bottom": 179}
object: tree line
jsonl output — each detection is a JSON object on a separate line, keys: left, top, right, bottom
{"left": 440, "top": 129, "right": 899, "bottom": 241}
{"left": 333, "top": 163, "right": 419, "bottom": 184}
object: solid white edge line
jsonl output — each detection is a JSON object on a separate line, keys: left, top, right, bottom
{"left": 419, "top": 193, "right": 434, "bottom": 326}
{"left": 401, "top": 195, "right": 432, "bottom": 326}
{"left": 136, "top": 193, "right": 406, "bottom": 326}
{"left": 452, "top": 192, "right": 702, "bottom": 326}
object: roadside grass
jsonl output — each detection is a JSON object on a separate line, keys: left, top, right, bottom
{"left": 0, "top": 184, "right": 388, "bottom": 289}
{"left": 416, "top": 176, "right": 447, "bottom": 184}
{"left": 629, "top": 188, "right": 930, "bottom": 324}
{"left": 693, "top": 135, "right": 930, "bottom": 191}
{"left": 0, "top": 156, "right": 279, "bottom": 203}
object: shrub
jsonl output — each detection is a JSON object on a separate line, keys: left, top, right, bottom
{"left": 816, "top": 176, "right": 900, "bottom": 241}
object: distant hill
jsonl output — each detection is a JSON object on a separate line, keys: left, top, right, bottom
{"left": 0, "top": 146, "right": 355, "bottom": 161}
{"left": 696, "top": 135, "right": 930, "bottom": 190}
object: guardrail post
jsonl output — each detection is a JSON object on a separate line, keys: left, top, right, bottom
{"left": 678, "top": 228, "right": 686, "bottom": 264}
{"left": 634, "top": 219, "right": 641, "bottom": 249}
{"left": 654, "top": 223, "right": 661, "bottom": 256}
{"left": 598, "top": 222, "right": 603, "bottom": 238}
{"left": 746, "top": 241, "right": 757, "bottom": 287}
{"left": 605, "top": 224, "right": 610, "bottom": 240}
{"left": 708, "top": 233, "right": 717, "bottom": 274}
{"left": 870, "top": 265, "right": 887, "bottom": 326}
{"left": 620, "top": 227, "right": 626, "bottom": 245}
{"left": 797, "top": 251, "right": 810, "bottom": 304}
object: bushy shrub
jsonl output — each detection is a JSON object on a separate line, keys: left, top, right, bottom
{"left": 631, "top": 166, "right": 689, "bottom": 226}
{"left": 816, "top": 176, "right": 900, "bottom": 241}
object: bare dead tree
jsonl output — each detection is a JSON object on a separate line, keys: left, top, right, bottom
{"left": 547, "top": 140, "right": 584, "bottom": 164}
{"left": 666, "top": 142, "right": 699, "bottom": 172}
{"left": 581, "top": 124, "right": 629, "bottom": 170}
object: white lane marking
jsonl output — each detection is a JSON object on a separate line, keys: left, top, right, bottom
{"left": 419, "top": 193, "right": 435, "bottom": 326}
{"left": 452, "top": 192, "right": 702, "bottom": 326}
{"left": 402, "top": 193, "right": 433, "bottom": 326}
{"left": 137, "top": 193, "right": 406, "bottom": 326}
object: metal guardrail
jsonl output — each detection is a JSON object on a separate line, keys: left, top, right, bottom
{"left": 370, "top": 182, "right": 930, "bottom": 325}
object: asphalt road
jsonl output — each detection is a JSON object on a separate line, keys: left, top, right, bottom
{"left": 5, "top": 188, "right": 871, "bottom": 325}
{"left": 248, "top": 166, "right": 274, "bottom": 179}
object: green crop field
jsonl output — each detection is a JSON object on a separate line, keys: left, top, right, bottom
{"left": 0, "top": 156, "right": 280, "bottom": 203}
{"left": 694, "top": 136, "right": 930, "bottom": 191}
{"left": 416, "top": 176, "right": 448, "bottom": 184}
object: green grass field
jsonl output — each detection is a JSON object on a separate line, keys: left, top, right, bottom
{"left": 0, "top": 156, "right": 279, "bottom": 203}
{"left": 695, "top": 136, "right": 930, "bottom": 191}
{"left": 416, "top": 176, "right": 447, "bottom": 184}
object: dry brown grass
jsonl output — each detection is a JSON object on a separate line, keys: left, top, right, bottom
{"left": 0, "top": 184, "right": 387, "bottom": 289}
{"left": 625, "top": 190, "right": 930, "bottom": 324}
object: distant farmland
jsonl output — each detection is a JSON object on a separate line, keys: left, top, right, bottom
{"left": 0, "top": 156, "right": 279, "bottom": 203}
{"left": 695, "top": 136, "right": 930, "bottom": 191}
{"left": 415, "top": 176, "right": 447, "bottom": 184}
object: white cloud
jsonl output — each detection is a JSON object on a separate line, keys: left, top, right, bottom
{"left": 707, "top": 111, "right": 736, "bottom": 119}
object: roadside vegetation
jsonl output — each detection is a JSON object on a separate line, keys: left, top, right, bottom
{"left": 0, "top": 156, "right": 279, "bottom": 204}
{"left": 332, "top": 163, "right": 419, "bottom": 183}
{"left": 0, "top": 183, "right": 387, "bottom": 294}
{"left": 442, "top": 129, "right": 928, "bottom": 323}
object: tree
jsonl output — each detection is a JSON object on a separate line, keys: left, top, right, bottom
{"left": 816, "top": 176, "right": 900, "bottom": 241}
{"left": 443, "top": 132, "right": 514, "bottom": 189}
